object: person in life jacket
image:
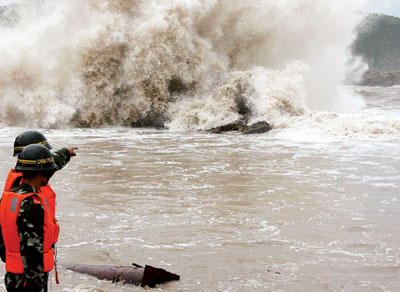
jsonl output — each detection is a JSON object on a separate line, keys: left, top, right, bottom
{"left": 1, "top": 131, "right": 77, "bottom": 291}
{"left": 0, "top": 144, "right": 58, "bottom": 292}
{"left": 3, "top": 130, "right": 77, "bottom": 245}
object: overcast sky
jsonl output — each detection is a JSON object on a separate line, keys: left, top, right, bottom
{"left": 362, "top": 0, "right": 400, "bottom": 17}
{"left": 1, "top": 0, "right": 400, "bottom": 18}
{"left": 0, "top": 0, "right": 16, "bottom": 6}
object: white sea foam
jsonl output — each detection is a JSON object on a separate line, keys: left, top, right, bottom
{"left": 2, "top": 0, "right": 398, "bottom": 141}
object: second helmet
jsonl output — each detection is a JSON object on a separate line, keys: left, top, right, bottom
{"left": 13, "top": 130, "right": 52, "bottom": 156}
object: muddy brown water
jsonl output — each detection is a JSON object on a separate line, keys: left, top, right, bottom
{"left": 0, "top": 121, "right": 398, "bottom": 292}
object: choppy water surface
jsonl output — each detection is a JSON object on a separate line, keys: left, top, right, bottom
{"left": 0, "top": 91, "right": 399, "bottom": 292}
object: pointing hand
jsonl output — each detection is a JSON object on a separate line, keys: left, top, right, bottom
{"left": 67, "top": 147, "right": 78, "bottom": 157}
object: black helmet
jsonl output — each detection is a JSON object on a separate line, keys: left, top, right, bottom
{"left": 13, "top": 130, "right": 52, "bottom": 156}
{"left": 16, "top": 144, "right": 57, "bottom": 172}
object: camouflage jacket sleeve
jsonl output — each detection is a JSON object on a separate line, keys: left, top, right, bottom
{"left": 17, "top": 197, "right": 45, "bottom": 291}
{"left": 52, "top": 148, "right": 71, "bottom": 170}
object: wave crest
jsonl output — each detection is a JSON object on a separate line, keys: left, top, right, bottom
{"left": 0, "top": 0, "right": 366, "bottom": 131}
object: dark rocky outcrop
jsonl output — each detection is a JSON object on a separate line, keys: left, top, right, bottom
{"left": 358, "top": 70, "right": 400, "bottom": 87}
{"left": 353, "top": 14, "right": 400, "bottom": 72}
{"left": 209, "top": 119, "right": 247, "bottom": 133}
{"left": 209, "top": 119, "right": 272, "bottom": 134}
{"left": 242, "top": 121, "right": 272, "bottom": 134}
{"left": 353, "top": 14, "right": 400, "bottom": 87}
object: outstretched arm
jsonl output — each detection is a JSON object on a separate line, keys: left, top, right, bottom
{"left": 52, "top": 147, "right": 78, "bottom": 170}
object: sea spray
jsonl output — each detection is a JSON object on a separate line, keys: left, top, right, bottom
{"left": 0, "top": 0, "right": 93, "bottom": 127}
{"left": 0, "top": 0, "right": 368, "bottom": 130}
{"left": 166, "top": 63, "right": 309, "bottom": 131}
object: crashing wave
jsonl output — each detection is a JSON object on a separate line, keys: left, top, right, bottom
{"left": 0, "top": 0, "right": 368, "bottom": 131}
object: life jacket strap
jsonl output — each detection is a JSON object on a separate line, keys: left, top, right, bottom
{"left": 54, "top": 244, "right": 60, "bottom": 285}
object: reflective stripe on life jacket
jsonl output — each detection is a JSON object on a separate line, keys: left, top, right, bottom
{"left": 0, "top": 191, "right": 57, "bottom": 274}
{"left": 39, "top": 185, "right": 59, "bottom": 244}
{"left": 41, "top": 184, "right": 56, "bottom": 218}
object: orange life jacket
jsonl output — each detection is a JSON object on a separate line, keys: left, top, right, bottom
{"left": 3, "top": 169, "right": 59, "bottom": 242}
{"left": 0, "top": 191, "right": 58, "bottom": 274}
